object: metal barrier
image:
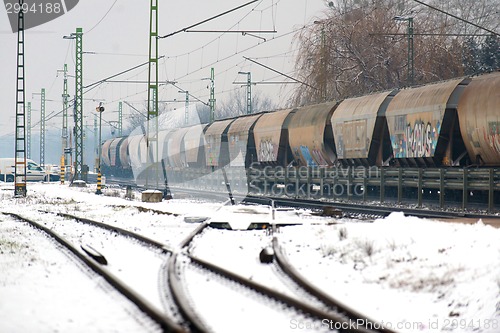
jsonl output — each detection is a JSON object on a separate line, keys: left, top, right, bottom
{"left": 165, "top": 166, "right": 499, "bottom": 212}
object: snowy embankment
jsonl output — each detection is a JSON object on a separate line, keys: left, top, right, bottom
{"left": 279, "top": 214, "right": 500, "bottom": 333}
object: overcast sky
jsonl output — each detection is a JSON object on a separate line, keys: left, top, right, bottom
{"left": 0, "top": 0, "right": 328, "bottom": 142}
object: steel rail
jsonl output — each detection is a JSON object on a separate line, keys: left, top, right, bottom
{"left": 243, "top": 194, "right": 499, "bottom": 220}
{"left": 2, "top": 211, "right": 186, "bottom": 333}
{"left": 271, "top": 233, "right": 394, "bottom": 333}
{"left": 170, "top": 219, "right": 384, "bottom": 333}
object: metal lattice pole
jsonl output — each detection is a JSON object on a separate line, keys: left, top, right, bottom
{"left": 147, "top": 0, "right": 159, "bottom": 188}
{"left": 61, "top": 63, "right": 69, "bottom": 175}
{"left": 74, "top": 27, "right": 84, "bottom": 181}
{"left": 118, "top": 101, "right": 123, "bottom": 136}
{"left": 26, "top": 101, "right": 31, "bottom": 159}
{"left": 209, "top": 67, "right": 215, "bottom": 123}
{"left": 93, "top": 114, "right": 98, "bottom": 172}
{"left": 408, "top": 18, "right": 414, "bottom": 86}
{"left": 14, "top": 2, "right": 27, "bottom": 197}
{"left": 394, "top": 16, "right": 415, "bottom": 87}
{"left": 184, "top": 91, "right": 189, "bottom": 125}
{"left": 242, "top": 72, "right": 252, "bottom": 114}
{"left": 39, "top": 88, "right": 45, "bottom": 167}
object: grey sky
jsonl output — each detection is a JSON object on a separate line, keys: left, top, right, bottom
{"left": 0, "top": 0, "right": 328, "bottom": 143}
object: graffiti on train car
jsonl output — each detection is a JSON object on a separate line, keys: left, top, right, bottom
{"left": 335, "top": 120, "right": 368, "bottom": 159}
{"left": 299, "top": 146, "right": 316, "bottom": 166}
{"left": 258, "top": 138, "right": 277, "bottom": 162}
{"left": 311, "top": 149, "right": 328, "bottom": 166}
{"left": 292, "top": 146, "right": 330, "bottom": 166}
{"left": 206, "top": 138, "right": 217, "bottom": 166}
{"left": 391, "top": 114, "right": 441, "bottom": 158}
{"left": 486, "top": 121, "right": 500, "bottom": 153}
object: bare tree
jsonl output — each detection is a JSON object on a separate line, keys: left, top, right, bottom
{"left": 123, "top": 101, "right": 183, "bottom": 135}
{"left": 291, "top": 0, "right": 500, "bottom": 104}
{"left": 217, "top": 88, "right": 277, "bottom": 119}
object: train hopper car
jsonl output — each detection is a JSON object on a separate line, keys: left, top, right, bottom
{"left": 183, "top": 124, "right": 208, "bottom": 168}
{"left": 167, "top": 127, "right": 191, "bottom": 168}
{"left": 227, "top": 113, "right": 264, "bottom": 167}
{"left": 157, "top": 129, "right": 171, "bottom": 166}
{"left": 109, "top": 137, "right": 126, "bottom": 169}
{"left": 331, "top": 90, "right": 397, "bottom": 167}
{"left": 101, "top": 139, "right": 113, "bottom": 167}
{"left": 386, "top": 78, "right": 470, "bottom": 167}
{"left": 457, "top": 72, "right": 500, "bottom": 166}
{"left": 128, "top": 134, "right": 148, "bottom": 177}
{"left": 118, "top": 136, "right": 130, "bottom": 170}
{"left": 204, "top": 119, "right": 235, "bottom": 168}
{"left": 288, "top": 101, "right": 338, "bottom": 166}
{"left": 252, "top": 108, "right": 297, "bottom": 166}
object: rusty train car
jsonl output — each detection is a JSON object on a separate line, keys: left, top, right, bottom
{"left": 101, "top": 72, "right": 500, "bottom": 180}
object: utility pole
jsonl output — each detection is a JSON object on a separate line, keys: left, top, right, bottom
{"left": 209, "top": 68, "right": 215, "bottom": 122}
{"left": 118, "top": 101, "right": 123, "bottom": 136}
{"left": 408, "top": 17, "right": 414, "bottom": 86}
{"left": 14, "top": 1, "right": 27, "bottom": 197}
{"left": 394, "top": 16, "right": 414, "bottom": 86}
{"left": 39, "top": 88, "right": 46, "bottom": 167}
{"left": 26, "top": 102, "right": 31, "bottom": 159}
{"left": 313, "top": 20, "right": 327, "bottom": 101}
{"left": 147, "top": 0, "right": 159, "bottom": 188}
{"left": 95, "top": 103, "right": 104, "bottom": 195}
{"left": 238, "top": 71, "right": 252, "bottom": 114}
{"left": 178, "top": 90, "right": 189, "bottom": 125}
{"left": 58, "top": 64, "right": 70, "bottom": 177}
{"left": 320, "top": 24, "right": 327, "bottom": 101}
{"left": 202, "top": 68, "right": 216, "bottom": 122}
{"left": 74, "top": 27, "right": 84, "bottom": 181}
{"left": 93, "top": 114, "right": 98, "bottom": 172}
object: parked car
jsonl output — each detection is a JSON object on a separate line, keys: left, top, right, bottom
{"left": 0, "top": 158, "right": 59, "bottom": 182}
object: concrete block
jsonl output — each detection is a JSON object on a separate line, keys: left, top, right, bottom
{"left": 141, "top": 190, "right": 162, "bottom": 203}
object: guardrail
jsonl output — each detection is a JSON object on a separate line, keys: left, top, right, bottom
{"left": 154, "top": 166, "right": 500, "bottom": 212}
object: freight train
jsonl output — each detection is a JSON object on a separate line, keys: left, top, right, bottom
{"left": 101, "top": 72, "right": 500, "bottom": 187}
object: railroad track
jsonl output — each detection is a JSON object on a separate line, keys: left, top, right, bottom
{"left": 171, "top": 219, "right": 392, "bottom": 333}
{"left": 242, "top": 195, "right": 500, "bottom": 221}
{"left": 2, "top": 211, "right": 186, "bottom": 333}
{"left": 105, "top": 177, "right": 498, "bottom": 221}
{"left": 270, "top": 224, "right": 392, "bottom": 332}
{"left": 11, "top": 182, "right": 488, "bottom": 332}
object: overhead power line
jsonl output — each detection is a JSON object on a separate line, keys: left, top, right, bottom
{"left": 371, "top": 33, "right": 494, "bottom": 37}
{"left": 83, "top": 56, "right": 165, "bottom": 91}
{"left": 158, "top": 0, "right": 259, "bottom": 39}
{"left": 243, "top": 56, "right": 318, "bottom": 90}
{"left": 412, "top": 0, "right": 499, "bottom": 37}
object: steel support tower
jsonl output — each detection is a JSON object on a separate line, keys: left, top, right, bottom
{"left": 39, "top": 88, "right": 46, "bottom": 166}
{"left": 209, "top": 67, "right": 215, "bottom": 123}
{"left": 147, "top": 0, "right": 159, "bottom": 187}
{"left": 26, "top": 101, "right": 31, "bottom": 159}
{"left": 407, "top": 18, "right": 414, "bottom": 86}
{"left": 242, "top": 72, "right": 252, "bottom": 114}
{"left": 118, "top": 101, "right": 123, "bottom": 136}
{"left": 61, "top": 64, "right": 70, "bottom": 173}
{"left": 184, "top": 91, "right": 189, "bottom": 125}
{"left": 74, "top": 27, "right": 84, "bottom": 181}
{"left": 14, "top": 3, "right": 27, "bottom": 197}
{"left": 93, "top": 114, "right": 98, "bottom": 172}
{"left": 395, "top": 16, "right": 415, "bottom": 86}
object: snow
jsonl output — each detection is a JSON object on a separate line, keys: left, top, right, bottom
{"left": 0, "top": 216, "right": 162, "bottom": 333}
{"left": 278, "top": 214, "right": 500, "bottom": 333}
{"left": 0, "top": 182, "right": 499, "bottom": 332}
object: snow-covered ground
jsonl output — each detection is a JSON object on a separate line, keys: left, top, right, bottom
{"left": 0, "top": 182, "right": 498, "bottom": 333}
